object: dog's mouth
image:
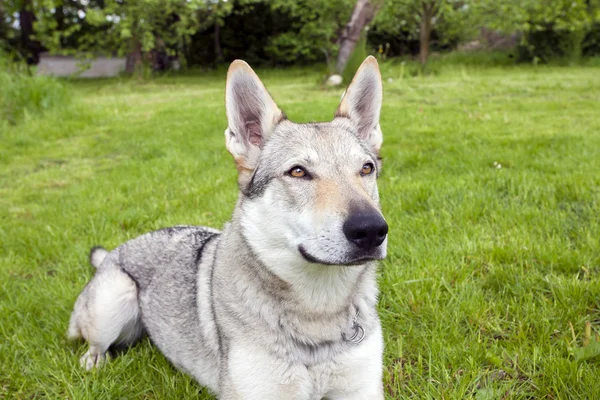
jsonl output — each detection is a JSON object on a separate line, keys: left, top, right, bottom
{"left": 298, "top": 245, "right": 382, "bottom": 266}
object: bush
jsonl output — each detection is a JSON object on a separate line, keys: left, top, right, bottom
{"left": 434, "top": 51, "right": 516, "bottom": 67}
{"left": 0, "top": 56, "right": 69, "bottom": 125}
{"left": 583, "top": 23, "right": 600, "bottom": 57}
{"left": 367, "top": 25, "right": 419, "bottom": 59}
{"left": 186, "top": 0, "right": 353, "bottom": 67}
{"left": 517, "top": 27, "right": 586, "bottom": 64}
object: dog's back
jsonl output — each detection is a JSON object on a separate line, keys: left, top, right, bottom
{"left": 114, "top": 226, "right": 219, "bottom": 288}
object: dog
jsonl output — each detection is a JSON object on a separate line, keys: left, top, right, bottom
{"left": 68, "top": 56, "right": 388, "bottom": 399}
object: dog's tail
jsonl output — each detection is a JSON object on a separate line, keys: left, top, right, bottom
{"left": 89, "top": 246, "right": 109, "bottom": 268}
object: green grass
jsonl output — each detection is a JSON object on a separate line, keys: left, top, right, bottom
{"left": 1, "top": 60, "right": 600, "bottom": 399}
{"left": 0, "top": 57, "right": 70, "bottom": 126}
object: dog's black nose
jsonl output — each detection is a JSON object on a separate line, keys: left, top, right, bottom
{"left": 343, "top": 213, "right": 388, "bottom": 250}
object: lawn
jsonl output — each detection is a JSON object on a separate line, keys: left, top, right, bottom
{"left": 1, "top": 60, "right": 600, "bottom": 399}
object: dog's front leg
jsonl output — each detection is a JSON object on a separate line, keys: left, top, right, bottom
{"left": 219, "top": 341, "right": 312, "bottom": 400}
{"left": 324, "top": 327, "right": 385, "bottom": 400}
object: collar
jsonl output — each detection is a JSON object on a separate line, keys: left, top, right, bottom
{"left": 343, "top": 306, "right": 366, "bottom": 344}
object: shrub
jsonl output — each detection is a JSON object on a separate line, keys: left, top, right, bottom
{"left": 0, "top": 55, "right": 70, "bottom": 125}
{"left": 583, "top": 23, "right": 600, "bottom": 57}
{"left": 517, "top": 26, "right": 587, "bottom": 64}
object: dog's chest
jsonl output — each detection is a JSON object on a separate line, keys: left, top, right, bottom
{"left": 294, "top": 330, "right": 383, "bottom": 399}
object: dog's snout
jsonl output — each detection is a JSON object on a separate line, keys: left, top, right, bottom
{"left": 343, "top": 213, "right": 388, "bottom": 250}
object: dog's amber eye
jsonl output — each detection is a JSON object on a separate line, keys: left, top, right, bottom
{"left": 361, "top": 163, "right": 374, "bottom": 176}
{"left": 288, "top": 166, "right": 306, "bottom": 178}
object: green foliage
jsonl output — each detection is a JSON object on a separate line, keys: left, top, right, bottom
{"left": 31, "top": 0, "right": 255, "bottom": 69}
{"left": 478, "top": 0, "right": 597, "bottom": 33}
{"left": 265, "top": 0, "right": 354, "bottom": 64}
{"left": 583, "top": 22, "right": 600, "bottom": 56}
{"left": 480, "top": 0, "right": 600, "bottom": 63}
{"left": 0, "top": 2, "right": 18, "bottom": 53}
{"left": 518, "top": 28, "right": 586, "bottom": 64}
{"left": 6, "top": 0, "right": 600, "bottom": 69}
{"left": 28, "top": 0, "right": 351, "bottom": 67}
{"left": 373, "top": 0, "right": 480, "bottom": 50}
{"left": 34, "top": 0, "right": 200, "bottom": 56}
{"left": 0, "top": 2, "right": 21, "bottom": 40}
{"left": 0, "top": 54, "right": 69, "bottom": 125}
{"left": 516, "top": 0, "right": 596, "bottom": 63}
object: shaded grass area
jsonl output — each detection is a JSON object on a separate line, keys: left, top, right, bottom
{"left": 1, "top": 61, "right": 600, "bottom": 399}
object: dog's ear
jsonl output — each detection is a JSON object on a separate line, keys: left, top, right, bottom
{"left": 225, "top": 60, "right": 284, "bottom": 171}
{"left": 335, "top": 56, "right": 383, "bottom": 155}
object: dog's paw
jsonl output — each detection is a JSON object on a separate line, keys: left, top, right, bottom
{"left": 80, "top": 350, "right": 109, "bottom": 371}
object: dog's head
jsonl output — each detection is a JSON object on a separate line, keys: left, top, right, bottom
{"left": 224, "top": 57, "right": 387, "bottom": 270}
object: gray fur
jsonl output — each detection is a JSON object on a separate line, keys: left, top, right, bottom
{"left": 68, "top": 57, "right": 387, "bottom": 399}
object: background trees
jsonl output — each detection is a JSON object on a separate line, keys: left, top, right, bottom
{"left": 480, "top": 0, "right": 600, "bottom": 63}
{"left": 1, "top": 0, "right": 599, "bottom": 72}
{"left": 32, "top": 0, "right": 209, "bottom": 73}
{"left": 373, "top": 0, "right": 480, "bottom": 65}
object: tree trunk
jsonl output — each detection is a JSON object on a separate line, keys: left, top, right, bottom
{"left": 336, "top": 0, "right": 378, "bottom": 74}
{"left": 214, "top": 23, "right": 223, "bottom": 62}
{"left": 18, "top": 0, "right": 43, "bottom": 64}
{"left": 418, "top": 2, "right": 434, "bottom": 65}
{"left": 126, "top": 40, "right": 143, "bottom": 74}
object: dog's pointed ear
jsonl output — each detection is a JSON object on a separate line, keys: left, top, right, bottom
{"left": 225, "top": 60, "right": 284, "bottom": 170}
{"left": 335, "top": 56, "right": 383, "bottom": 155}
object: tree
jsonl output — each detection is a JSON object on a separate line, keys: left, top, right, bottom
{"left": 336, "top": 0, "right": 380, "bottom": 73}
{"left": 30, "top": 0, "right": 275, "bottom": 72}
{"left": 196, "top": 0, "right": 264, "bottom": 64}
{"left": 267, "top": 0, "right": 354, "bottom": 66}
{"left": 475, "top": 0, "right": 600, "bottom": 62}
{"left": 476, "top": 0, "right": 599, "bottom": 33}
{"left": 18, "top": 0, "right": 45, "bottom": 63}
{"left": 32, "top": 0, "right": 215, "bottom": 73}
{"left": 0, "top": 0, "right": 45, "bottom": 63}
{"left": 374, "top": 0, "right": 477, "bottom": 64}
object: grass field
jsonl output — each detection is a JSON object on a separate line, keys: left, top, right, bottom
{"left": 1, "top": 60, "right": 600, "bottom": 399}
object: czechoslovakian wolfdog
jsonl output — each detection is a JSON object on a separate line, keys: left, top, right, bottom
{"left": 68, "top": 56, "right": 389, "bottom": 399}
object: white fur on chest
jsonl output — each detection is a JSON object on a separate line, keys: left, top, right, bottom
{"left": 224, "top": 325, "right": 383, "bottom": 399}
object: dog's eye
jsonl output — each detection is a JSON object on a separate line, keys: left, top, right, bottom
{"left": 288, "top": 166, "right": 307, "bottom": 178}
{"left": 361, "top": 163, "right": 374, "bottom": 176}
